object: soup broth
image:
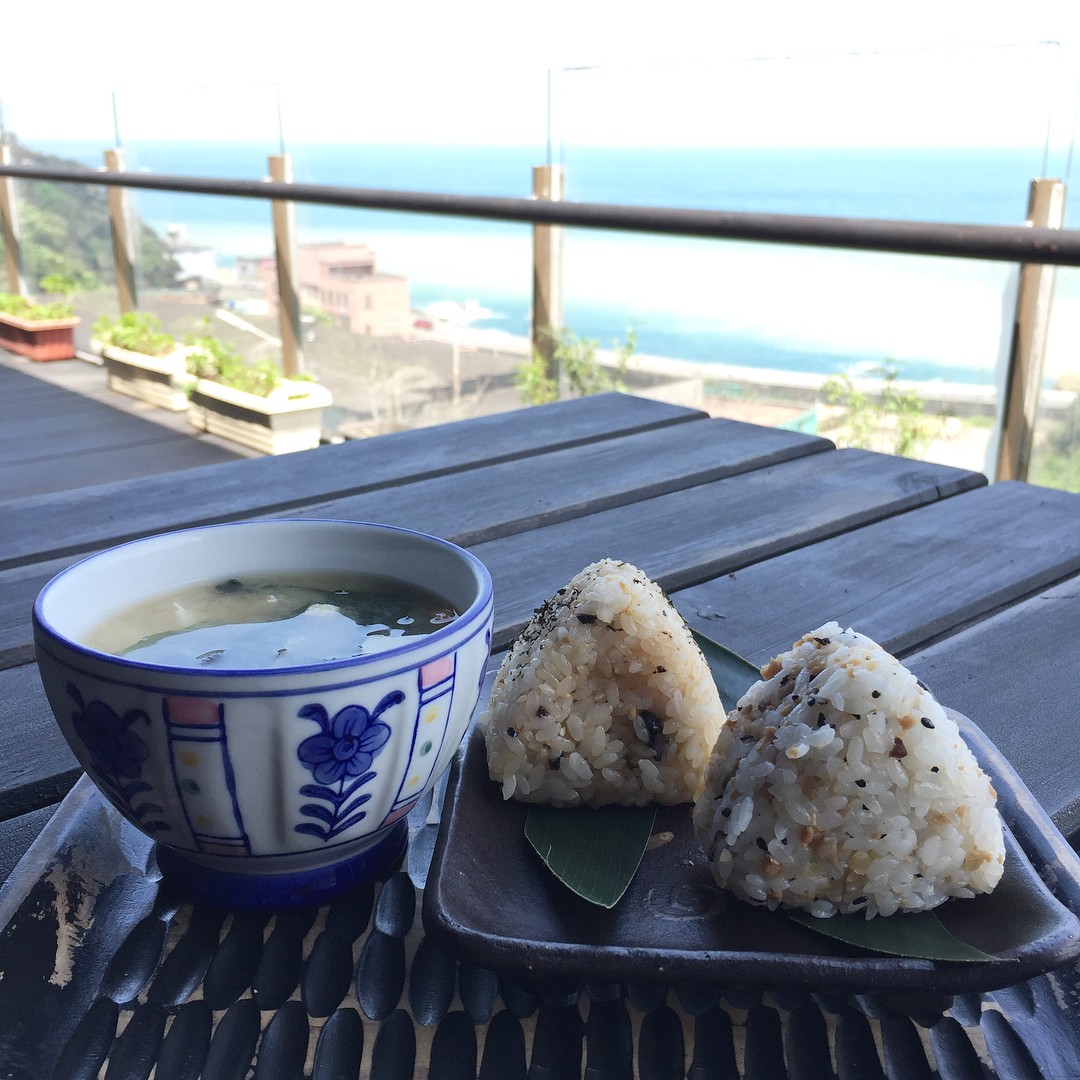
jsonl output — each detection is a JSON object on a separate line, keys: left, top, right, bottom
{"left": 84, "top": 572, "right": 459, "bottom": 669}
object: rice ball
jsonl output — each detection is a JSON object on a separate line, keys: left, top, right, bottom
{"left": 693, "top": 622, "right": 1005, "bottom": 918}
{"left": 483, "top": 559, "right": 725, "bottom": 807}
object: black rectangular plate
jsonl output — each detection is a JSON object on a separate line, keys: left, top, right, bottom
{"left": 423, "top": 711, "right": 1080, "bottom": 995}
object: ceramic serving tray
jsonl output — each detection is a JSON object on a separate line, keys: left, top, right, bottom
{"left": 423, "top": 711, "right": 1080, "bottom": 996}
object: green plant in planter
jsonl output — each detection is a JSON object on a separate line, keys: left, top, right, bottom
{"left": 185, "top": 335, "right": 286, "bottom": 398}
{"left": 0, "top": 276, "right": 78, "bottom": 321}
{"left": 93, "top": 312, "right": 176, "bottom": 357}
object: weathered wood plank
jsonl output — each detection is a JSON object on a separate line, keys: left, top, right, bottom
{"left": 671, "top": 481, "right": 1080, "bottom": 666}
{"left": 0, "top": 804, "right": 57, "bottom": 886}
{"left": 0, "top": 414, "right": 808, "bottom": 668}
{"left": 0, "top": 664, "right": 80, "bottom": 822}
{"left": 906, "top": 573, "right": 1080, "bottom": 841}
{"left": 0, "top": 437, "right": 247, "bottom": 501}
{"left": 0, "top": 555, "right": 79, "bottom": 670}
{"left": 0, "top": 407, "right": 186, "bottom": 457}
{"left": 1, "top": 392, "right": 702, "bottom": 570}
{"left": 272, "top": 417, "right": 831, "bottom": 545}
{"left": 0, "top": 359, "right": 244, "bottom": 499}
{"left": 470, "top": 449, "right": 985, "bottom": 648}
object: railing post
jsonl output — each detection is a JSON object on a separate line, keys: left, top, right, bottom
{"left": 532, "top": 164, "right": 565, "bottom": 386}
{"left": 993, "top": 178, "right": 1066, "bottom": 482}
{"left": 104, "top": 148, "right": 138, "bottom": 313}
{"left": 0, "top": 140, "right": 25, "bottom": 295}
{"left": 268, "top": 154, "right": 304, "bottom": 378}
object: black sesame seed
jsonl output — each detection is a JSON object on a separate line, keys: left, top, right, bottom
{"left": 507, "top": 727, "right": 517, "bottom": 737}
{"left": 755, "top": 837, "right": 768, "bottom": 851}
{"left": 817, "top": 713, "right": 827, "bottom": 726}
{"left": 931, "top": 766, "right": 939, "bottom": 773}
{"left": 576, "top": 613, "right": 597, "bottom": 624}
{"left": 814, "top": 637, "right": 831, "bottom": 646}
{"left": 852, "top": 896, "right": 868, "bottom": 905}
{"left": 871, "top": 690, "right": 881, "bottom": 699}
{"left": 537, "top": 706, "right": 548, "bottom": 717}
{"left": 791, "top": 694, "right": 800, "bottom": 703}
{"left": 638, "top": 709, "right": 667, "bottom": 757}
{"left": 655, "top": 666, "right": 667, "bottom": 674}
{"left": 780, "top": 674, "right": 792, "bottom": 686}
{"left": 721, "top": 807, "right": 731, "bottom": 818}
{"left": 855, "top": 779, "right": 867, "bottom": 788}
{"left": 921, "top": 717, "right": 935, "bottom": 729}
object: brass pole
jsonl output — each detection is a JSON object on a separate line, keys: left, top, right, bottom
{"left": 0, "top": 141, "right": 25, "bottom": 295}
{"left": 104, "top": 148, "right": 138, "bottom": 313}
{"left": 269, "top": 154, "right": 304, "bottom": 378}
{"left": 994, "top": 178, "right": 1066, "bottom": 482}
{"left": 532, "top": 163, "right": 565, "bottom": 388}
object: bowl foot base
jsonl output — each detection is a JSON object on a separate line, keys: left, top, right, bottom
{"left": 155, "top": 821, "right": 408, "bottom": 911}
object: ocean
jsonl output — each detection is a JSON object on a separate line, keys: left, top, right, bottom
{"left": 34, "top": 139, "right": 1080, "bottom": 386}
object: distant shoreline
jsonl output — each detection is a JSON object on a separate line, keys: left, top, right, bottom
{"left": 422, "top": 321, "right": 1077, "bottom": 417}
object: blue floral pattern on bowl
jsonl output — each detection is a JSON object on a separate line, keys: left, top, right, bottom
{"left": 67, "top": 682, "right": 170, "bottom": 834}
{"left": 295, "top": 691, "right": 401, "bottom": 841}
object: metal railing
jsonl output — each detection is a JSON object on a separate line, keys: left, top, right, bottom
{"left": 1, "top": 157, "right": 1074, "bottom": 481}
{"left": 3, "top": 162, "right": 1079, "bottom": 262}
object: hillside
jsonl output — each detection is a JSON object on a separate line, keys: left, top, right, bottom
{"left": 3, "top": 138, "right": 178, "bottom": 290}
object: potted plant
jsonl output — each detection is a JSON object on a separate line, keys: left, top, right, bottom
{"left": 93, "top": 312, "right": 190, "bottom": 412}
{"left": 0, "top": 275, "right": 81, "bottom": 362}
{"left": 183, "top": 335, "right": 332, "bottom": 455}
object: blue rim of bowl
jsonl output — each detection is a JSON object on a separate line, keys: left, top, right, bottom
{"left": 33, "top": 519, "right": 495, "bottom": 678}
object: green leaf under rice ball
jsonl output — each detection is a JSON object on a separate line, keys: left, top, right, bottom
{"left": 787, "top": 907, "right": 999, "bottom": 961}
{"left": 525, "top": 804, "right": 657, "bottom": 908}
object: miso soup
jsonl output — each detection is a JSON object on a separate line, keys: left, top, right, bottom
{"left": 84, "top": 572, "right": 459, "bottom": 668}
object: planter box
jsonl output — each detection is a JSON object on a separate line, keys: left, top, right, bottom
{"left": 100, "top": 343, "right": 191, "bottom": 412}
{"left": 188, "top": 377, "right": 332, "bottom": 455}
{"left": 0, "top": 312, "right": 80, "bottom": 362}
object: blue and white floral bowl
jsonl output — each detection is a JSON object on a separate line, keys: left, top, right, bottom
{"left": 33, "top": 520, "right": 494, "bottom": 910}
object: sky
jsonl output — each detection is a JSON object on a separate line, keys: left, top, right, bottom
{"left": 2, "top": 1, "right": 1079, "bottom": 150}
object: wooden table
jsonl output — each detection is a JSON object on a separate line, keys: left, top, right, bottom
{"left": 0, "top": 393, "right": 1078, "bottom": 1078}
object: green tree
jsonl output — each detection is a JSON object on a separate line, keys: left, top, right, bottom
{"left": 822, "top": 362, "right": 939, "bottom": 459}
{"left": 1031, "top": 395, "right": 1080, "bottom": 492}
{"left": 2, "top": 138, "right": 179, "bottom": 290}
{"left": 518, "top": 327, "right": 637, "bottom": 406}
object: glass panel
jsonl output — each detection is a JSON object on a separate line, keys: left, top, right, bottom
{"left": 556, "top": 43, "right": 1071, "bottom": 469}
{"left": 1030, "top": 267, "right": 1080, "bottom": 491}
{"left": 287, "top": 142, "right": 539, "bottom": 437}
{"left": 0, "top": 90, "right": 121, "bottom": 350}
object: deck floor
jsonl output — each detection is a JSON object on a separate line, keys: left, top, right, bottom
{"left": 0, "top": 351, "right": 252, "bottom": 501}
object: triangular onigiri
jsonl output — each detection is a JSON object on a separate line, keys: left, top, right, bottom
{"left": 483, "top": 559, "right": 725, "bottom": 807}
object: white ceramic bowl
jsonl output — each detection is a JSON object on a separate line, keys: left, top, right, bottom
{"left": 33, "top": 520, "right": 494, "bottom": 909}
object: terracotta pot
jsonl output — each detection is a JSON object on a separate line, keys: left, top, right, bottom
{"left": 0, "top": 312, "right": 80, "bottom": 361}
